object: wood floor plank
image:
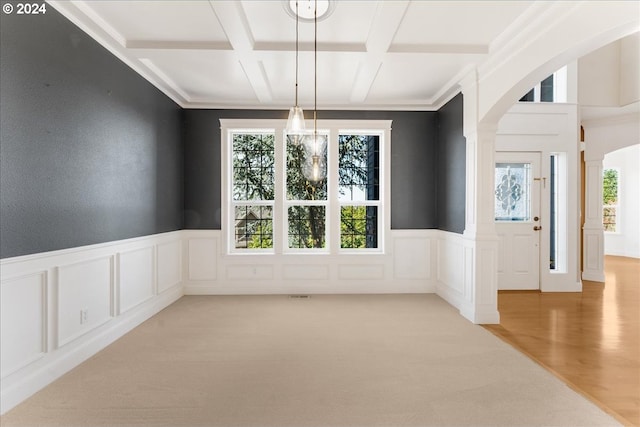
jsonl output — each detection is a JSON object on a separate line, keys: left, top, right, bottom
{"left": 484, "top": 256, "right": 640, "bottom": 427}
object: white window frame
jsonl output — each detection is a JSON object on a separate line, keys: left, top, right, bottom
{"left": 336, "top": 129, "right": 385, "bottom": 254}
{"left": 220, "top": 119, "right": 391, "bottom": 255}
{"left": 602, "top": 167, "right": 620, "bottom": 234}
{"left": 226, "top": 127, "right": 277, "bottom": 254}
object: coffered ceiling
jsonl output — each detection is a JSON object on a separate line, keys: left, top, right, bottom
{"left": 49, "top": 0, "right": 546, "bottom": 110}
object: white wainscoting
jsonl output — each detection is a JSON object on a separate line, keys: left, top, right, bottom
{"left": 1, "top": 228, "right": 470, "bottom": 414}
{"left": 182, "top": 229, "right": 442, "bottom": 295}
{"left": 435, "top": 231, "right": 466, "bottom": 310}
{"left": 0, "top": 231, "right": 183, "bottom": 414}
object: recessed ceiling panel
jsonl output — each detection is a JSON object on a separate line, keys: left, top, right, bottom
{"left": 84, "top": 1, "right": 227, "bottom": 42}
{"left": 393, "top": 1, "right": 535, "bottom": 47}
{"left": 367, "top": 54, "right": 478, "bottom": 104}
{"left": 140, "top": 50, "right": 258, "bottom": 103}
{"left": 260, "top": 50, "right": 363, "bottom": 107}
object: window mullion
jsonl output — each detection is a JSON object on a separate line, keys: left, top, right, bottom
{"left": 274, "top": 127, "right": 285, "bottom": 254}
{"left": 328, "top": 130, "right": 341, "bottom": 253}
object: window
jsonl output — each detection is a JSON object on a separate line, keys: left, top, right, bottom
{"left": 549, "top": 152, "right": 567, "bottom": 273}
{"left": 519, "top": 66, "right": 567, "bottom": 103}
{"left": 602, "top": 168, "right": 619, "bottom": 232}
{"left": 222, "top": 119, "right": 389, "bottom": 254}
{"left": 231, "top": 132, "right": 275, "bottom": 249}
{"left": 339, "top": 134, "right": 380, "bottom": 249}
{"left": 520, "top": 75, "right": 554, "bottom": 102}
{"left": 286, "top": 132, "right": 328, "bottom": 249}
{"left": 494, "top": 162, "right": 532, "bottom": 221}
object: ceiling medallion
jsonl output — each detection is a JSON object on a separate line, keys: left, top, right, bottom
{"left": 283, "top": 0, "right": 335, "bottom": 23}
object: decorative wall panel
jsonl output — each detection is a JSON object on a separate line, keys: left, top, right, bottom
{"left": 119, "top": 247, "right": 154, "bottom": 314}
{"left": 57, "top": 257, "right": 112, "bottom": 347}
{"left": 0, "top": 272, "right": 46, "bottom": 378}
{"left": 157, "top": 240, "right": 182, "bottom": 293}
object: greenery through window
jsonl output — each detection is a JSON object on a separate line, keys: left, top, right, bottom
{"left": 286, "top": 137, "right": 327, "bottom": 249}
{"left": 339, "top": 134, "right": 379, "bottom": 249}
{"left": 602, "top": 168, "right": 618, "bottom": 232}
{"left": 232, "top": 132, "right": 274, "bottom": 249}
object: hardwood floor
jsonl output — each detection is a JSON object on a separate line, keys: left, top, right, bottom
{"left": 484, "top": 256, "right": 640, "bottom": 426}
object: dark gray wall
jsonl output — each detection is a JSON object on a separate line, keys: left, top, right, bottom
{"left": 182, "top": 109, "right": 439, "bottom": 230}
{"left": 0, "top": 7, "right": 183, "bottom": 258}
{"left": 436, "top": 94, "right": 466, "bottom": 233}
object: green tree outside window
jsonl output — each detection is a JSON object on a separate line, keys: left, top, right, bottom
{"left": 602, "top": 169, "right": 618, "bottom": 232}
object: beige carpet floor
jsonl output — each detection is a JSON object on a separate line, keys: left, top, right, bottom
{"left": 1, "top": 294, "right": 621, "bottom": 427}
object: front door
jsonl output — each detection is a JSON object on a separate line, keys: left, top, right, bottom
{"left": 495, "top": 152, "right": 541, "bottom": 290}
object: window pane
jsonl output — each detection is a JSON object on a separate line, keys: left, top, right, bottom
{"left": 519, "top": 89, "right": 534, "bottom": 102}
{"left": 341, "top": 206, "right": 378, "bottom": 249}
{"left": 286, "top": 135, "right": 327, "bottom": 200}
{"left": 550, "top": 155, "right": 558, "bottom": 270}
{"left": 232, "top": 133, "right": 274, "bottom": 201}
{"left": 234, "top": 205, "right": 273, "bottom": 249}
{"left": 494, "top": 162, "right": 531, "bottom": 221}
{"left": 603, "top": 207, "right": 617, "bottom": 232}
{"left": 338, "top": 134, "right": 379, "bottom": 201}
{"left": 602, "top": 169, "right": 618, "bottom": 205}
{"left": 602, "top": 169, "right": 618, "bottom": 232}
{"left": 287, "top": 206, "right": 326, "bottom": 249}
{"left": 540, "top": 74, "right": 554, "bottom": 102}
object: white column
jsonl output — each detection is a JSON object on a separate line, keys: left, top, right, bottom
{"left": 460, "top": 125, "right": 500, "bottom": 324}
{"left": 459, "top": 69, "right": 500, "bottom": 324}
{"left": 582, "top": 157, "right": 606, "bottom": 282}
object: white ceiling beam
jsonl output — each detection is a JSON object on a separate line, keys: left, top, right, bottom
{"left": 126, "top": 40, "right": 233, "bottom": 51}
{"left": 388, "top": 44, "right": 488, "bottom": 55}
{"left": 350, "top": 0, "right": 410, "bottom": 103}
{"left": 253, "top": 41, "right": 366, "bottom": 53}
{"left": 207, "top": 0, "right": 273, "bottom": 104}
{"left": 350, "top": 58, "right": 383, "bottom": 104}
{"left": 365, "top": 1, "right": 410, "bottom": 54}
{"left": 125, "top": 40, "right": 487, "bottom": 56}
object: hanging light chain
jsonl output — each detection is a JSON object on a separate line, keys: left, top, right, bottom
{"left": 313, "top": 0, "right": 318, "bottom": 142}
{"left": 295, "top": 0, "right": 299, "bottom": 107}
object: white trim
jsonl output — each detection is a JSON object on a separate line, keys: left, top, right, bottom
{"left": 220, "top": 119, "right": 392, "bottom": 256}
{"left": 182, "top": 229, "right": 434, "bottom": 296}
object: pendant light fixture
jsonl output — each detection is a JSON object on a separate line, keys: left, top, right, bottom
{"left": 301, "top": 0, "right": 327, "bottom": 183}
{"left": 285, "top": 0, "right": 305, "bottom": 141}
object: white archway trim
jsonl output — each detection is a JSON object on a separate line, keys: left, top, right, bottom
{"left": 478, "top": 1, "right": 639, "bottom": 124}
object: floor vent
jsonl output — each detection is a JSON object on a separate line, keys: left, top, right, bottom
{"left": 289, "top": 295, "right": 310, "bottom": 299}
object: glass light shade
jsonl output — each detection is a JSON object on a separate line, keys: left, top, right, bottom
{"left": 286, "top": 133, "right": 304, "bottom": 146}
{"left": 301, "top": 133, "right": 327, "bottom": 182}
{"left": 302, "top": 154, "right": 327, "bottom": 182}
{"left": 301, "top": 133, "right": 327, "bottom": 157}
{"left": 286, "top": 106, "right": 306, "bottom": 135}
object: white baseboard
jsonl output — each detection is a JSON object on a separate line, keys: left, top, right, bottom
{"left": 582, "top": 271, "right": 606, "bottom": 282}
{"left": 184, "top": 280, "right": 435, "bottom": 295}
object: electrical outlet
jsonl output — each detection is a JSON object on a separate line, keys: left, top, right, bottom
{"left": 80, "top": 309, "right": 88, "bottom": 324}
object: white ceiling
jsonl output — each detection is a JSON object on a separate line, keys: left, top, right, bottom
{"left": 47, "top": 1, "right": 590, "bottom": 111}
{"left": 48, "top": 0, "right": 545, "bottom": 110}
